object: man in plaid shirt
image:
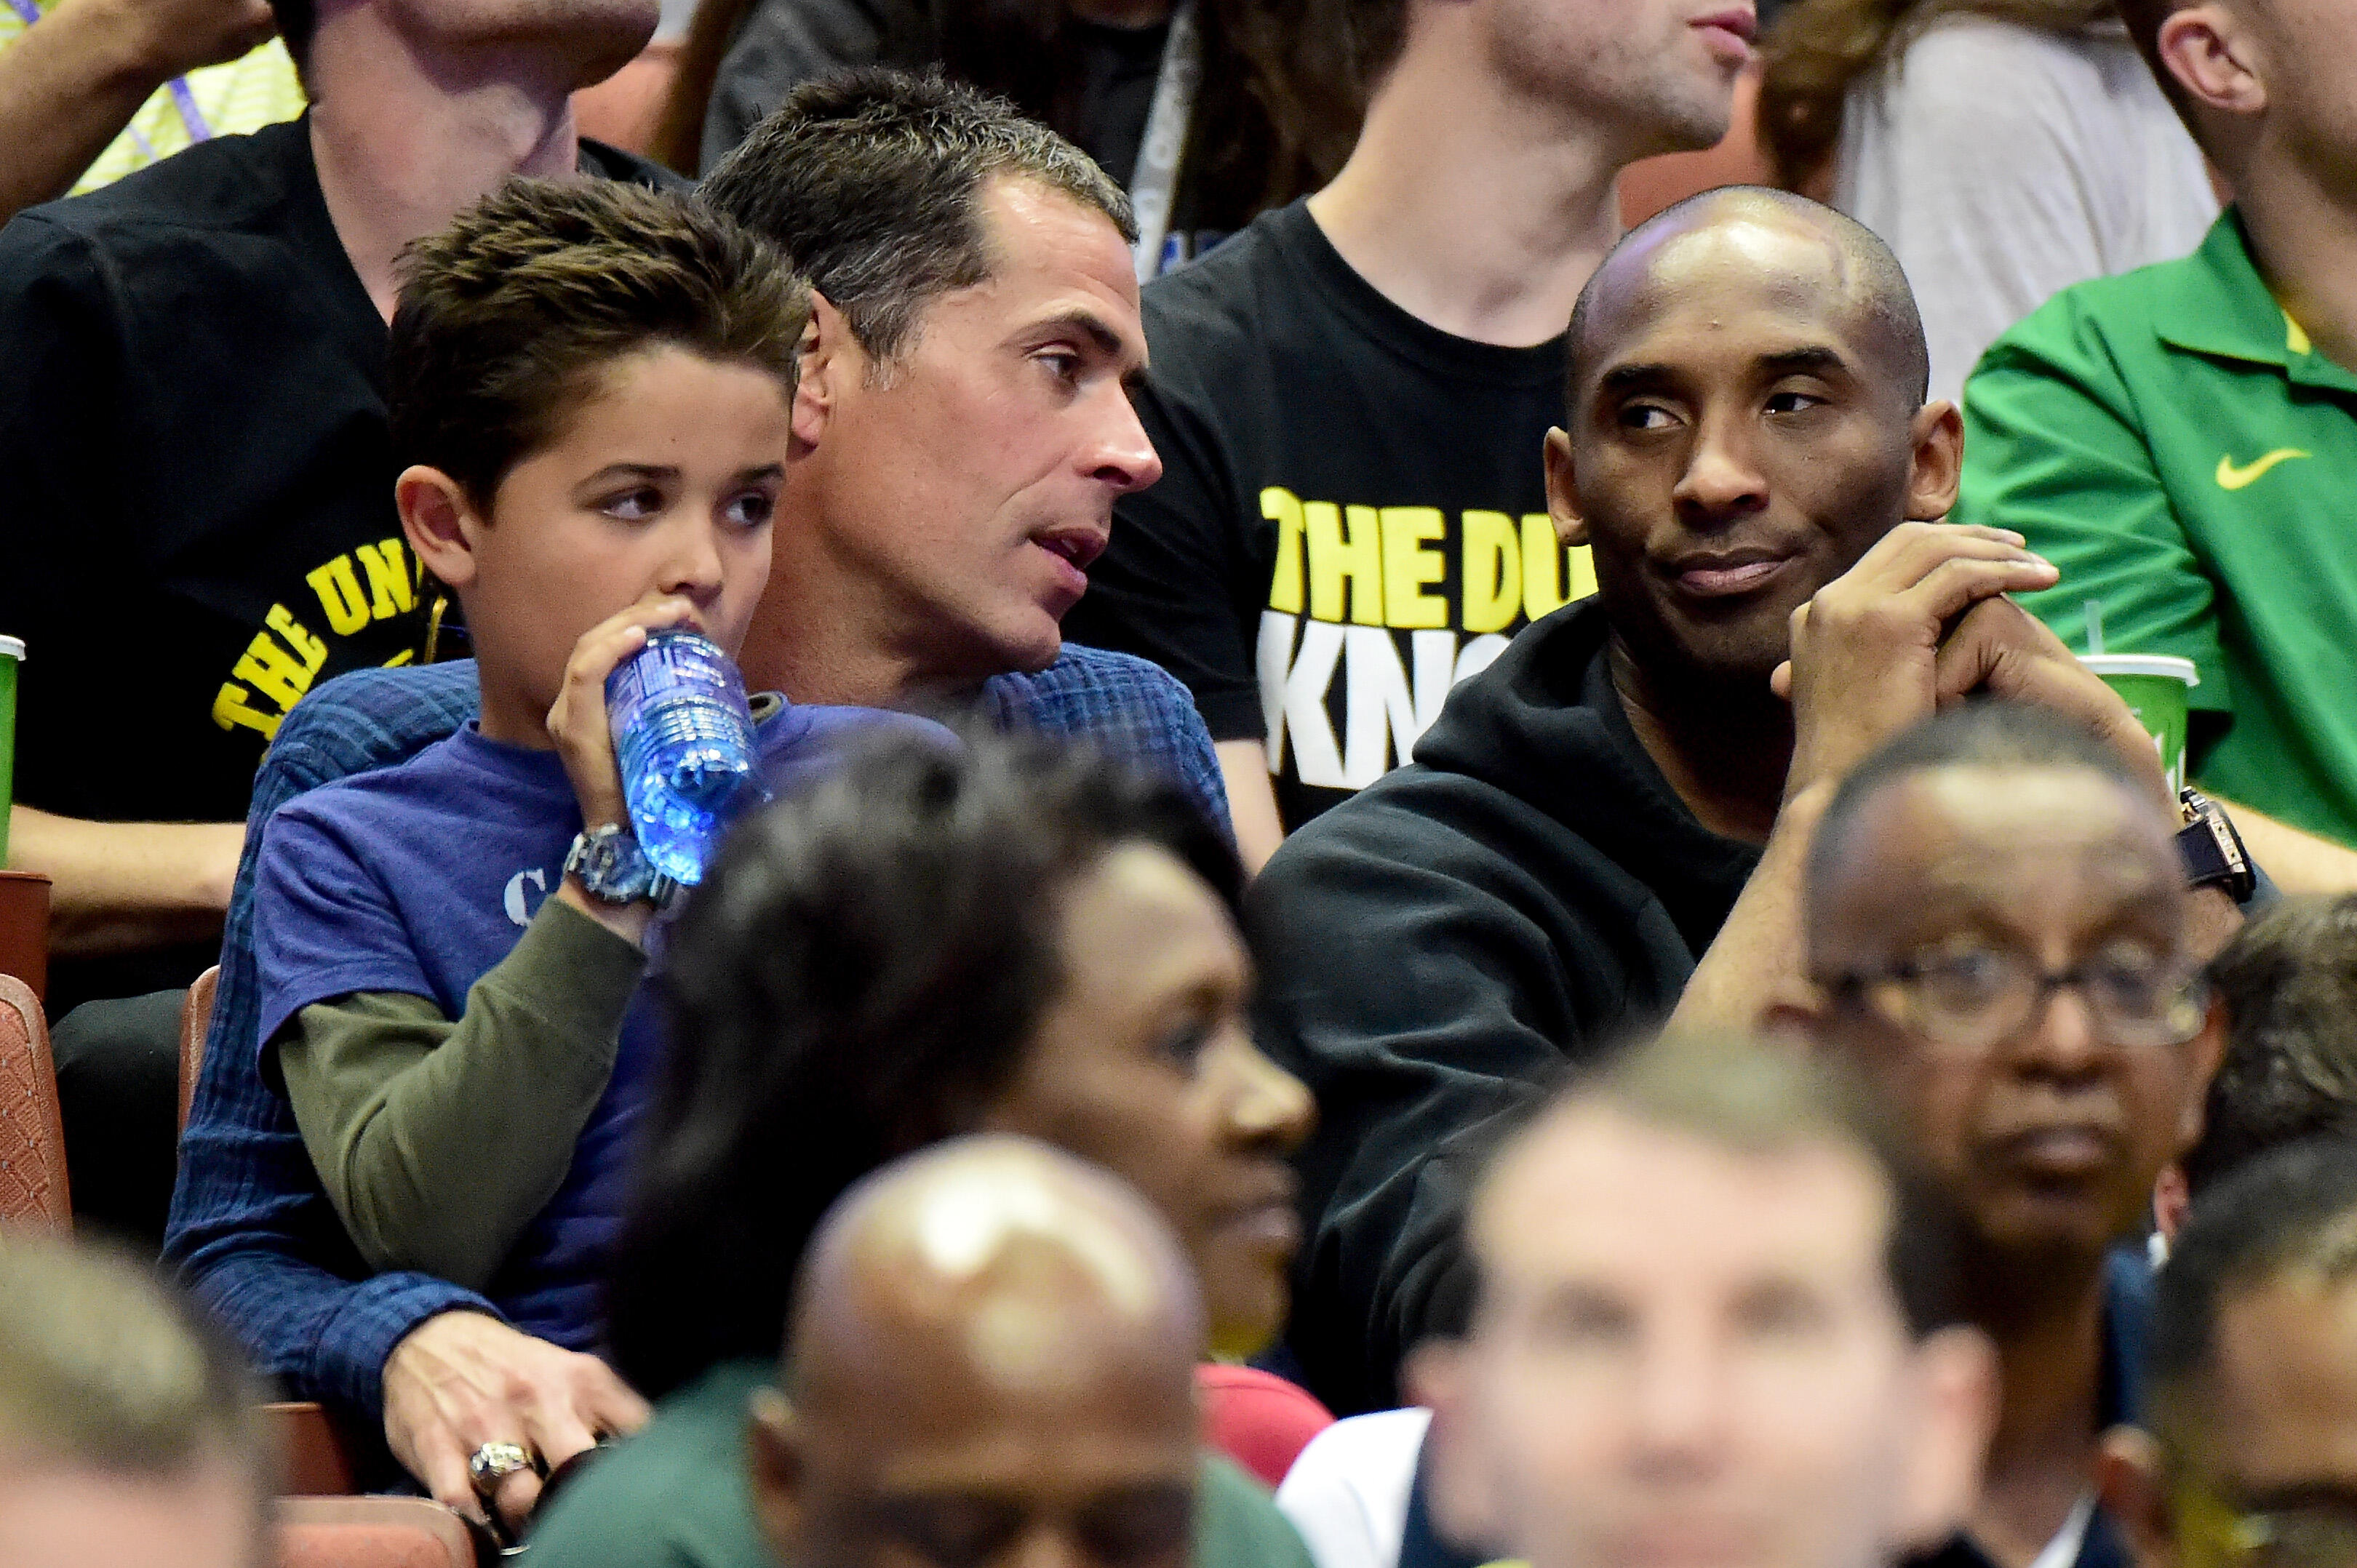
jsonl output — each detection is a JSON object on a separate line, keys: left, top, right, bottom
{"left": 167, "top": 70, "right": 1228, "bottom": 1526}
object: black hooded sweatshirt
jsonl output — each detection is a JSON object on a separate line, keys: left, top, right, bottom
{"left": 1247, "top": 596, "right": 1766, "bottom": 1415}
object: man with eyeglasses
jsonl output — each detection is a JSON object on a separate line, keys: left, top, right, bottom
{"left": 2097, "top": 1138, "right": 2357, "bottom": 1568}
{"left": 1789, "top": 698, "right": 2228, "bottom": 1568}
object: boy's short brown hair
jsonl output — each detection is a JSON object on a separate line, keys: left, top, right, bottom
{"left": 388, "top": 178, "right": 810, "bottom": 511}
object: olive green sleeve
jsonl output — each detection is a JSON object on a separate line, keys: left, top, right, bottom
{"left": 276, "top": 895, "right": 647, "bottom": 1290}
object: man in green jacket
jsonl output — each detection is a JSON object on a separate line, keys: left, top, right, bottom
{"left": 528, "top": 1137, "right": 1316, "bottom": 1568}
{"left": 1955, "top": 0, "right": 2357, "bottom": 882}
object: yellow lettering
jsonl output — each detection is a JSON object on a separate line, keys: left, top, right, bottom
{"left": 1262, "top": 489, "right": 1305, "bottom": 615}
{"left": 1461, "top": 511, "right": 1523, "bottom": 634}
{"left": 229, "top": 608, "right": 330, "bottom": 713}
{"left": 1522, "top": 513, "right": 1571, "bottom": 621}
{"left": 1567, "top": 543, "right": 1598, "bottom": 603}
{"left": 266, "top": 604, "right": 329, "bottom": 675}
{"left": 1307, "top": 502, "right": 1385, "bottom": 627}
{"left": 383, "top": 649, "right": 414, "bottom": 668}
{"left": 230, "top": 639, "right": 310, "bottom": 711}
{"left": 356, "top": 538, "right": 416, "bottom": 619}
{"left": 211, "top": 683, "right": 282, "bottom": 740}
{"left": 1380, "top": 508, "right": 1448, "bottom": 629}
{"left": 306, "top": 556, "right": 371, "bottom": 636}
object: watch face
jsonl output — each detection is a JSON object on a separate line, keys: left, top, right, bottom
{"left": 575, "top": 830, "right": 652, "bottom": 903}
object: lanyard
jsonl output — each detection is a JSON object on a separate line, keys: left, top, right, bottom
{"left": 167, "top": 76, "right": 214, "bottom": 142}
{"left": 1128, "top": 0, "right": 1200, "bottom": 284}
{"left": 8, "top": 0, "right": 209, "bottom": 143}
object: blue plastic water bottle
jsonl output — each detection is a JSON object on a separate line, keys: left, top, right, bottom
{"left": 605, "top": 628, "right": 767, "bottom": 885}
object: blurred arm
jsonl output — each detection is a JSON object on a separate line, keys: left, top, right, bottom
{"left": 6, "top": 806, "right": 242, "bottom": 956}
{"left": 1218, "top": 740, "right": 1285, "bottom": 874}
{"left": 0, "top": 0, "right": 274, "bottom": 220}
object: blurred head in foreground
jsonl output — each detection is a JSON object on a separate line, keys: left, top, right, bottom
{"left": 0, "top": 1236, "right": 268, "bottom": 1568}
{"left": 2179, "top": 895, "right": 2357, "bottom": 1204}
{"left": 2101, "top": 1138, "right": 2357, "bottom": 1568}
{"left": 1419, "top": 1033, "right": 1996, "bottom": 1568}
{"left": 609, "top": 732, "right": 1315, "bottom": 1399}
{"left": 749, "top": 1136, "right": 1202, "bottom": 1568}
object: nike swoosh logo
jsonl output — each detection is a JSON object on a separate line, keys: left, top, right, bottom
{"left": 2217, "top": 448, "right": 2312, "bottom": 489}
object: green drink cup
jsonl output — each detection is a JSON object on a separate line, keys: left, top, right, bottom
{"left": 0, "top": 636, "right": 18, "bottom": 863}
{"left": 2081, "top": 653, "right": 2198, "bottom": 794}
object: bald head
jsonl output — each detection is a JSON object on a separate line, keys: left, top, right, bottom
{"left": 1569, "top": 187, "right": 1928, "bottom": 416}
{"left": 789, "top": 1135, "right": 1204, "bottom": 1411}
{"left": 752, "top": 1138, "right": 1205, "bottom": 1568}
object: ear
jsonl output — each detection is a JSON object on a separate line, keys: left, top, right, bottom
{"left": 2097, "top": 1427, "right": 2180, "bottom": 1568}
{"left": 793, "top": 292, "right": 858, "bottom": 452}
{"left": 396, "top": 465, "right": 485, "bottom": 594}
{"left": 1761, "top": 981, "right": 1832, "bottom": 1046}
{"left": 2177, "top": 996, "right": 2229, "bottom": 1155}
{"left": 1405, "top": 1338, "right": 1501, "bottom": 1553}
{"left": 2153, "top": 1162, "right": 2191, "bottom": 1247}
{"left": 1545, "top": 428, "right": 1589, "bottom": 549}
{"left": 1891, "top": 1325, "right": 2001, "bottom": 1555}
{"left": 2158, "top": 6, "right": 2267, "bottom": 121}
{"left": 747, "top": 1386, "right": 809, "bottom": 1563}
{"left": 1904, "top": 401, "right": 1964, "bottom": 521}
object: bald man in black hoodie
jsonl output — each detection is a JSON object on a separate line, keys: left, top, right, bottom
{"left": 1251, "top": 188, "right": 2187, "bottom": 1417}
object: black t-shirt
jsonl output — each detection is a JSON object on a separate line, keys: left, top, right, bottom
{"left": 0, "top": 116, "right": 674, "bottom": 1008}
{"left": 1064, "top": 200, "right": 1580, "bottom": 828}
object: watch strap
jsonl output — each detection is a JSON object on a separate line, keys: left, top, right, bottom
{"left": 2177, "top": 788, "right": 2256, "bottom": 903}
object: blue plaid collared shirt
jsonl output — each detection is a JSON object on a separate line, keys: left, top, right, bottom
{"left": 163, "top": 645, "right": 1229, "bottom": 1425}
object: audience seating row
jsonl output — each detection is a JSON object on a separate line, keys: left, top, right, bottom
{"left": 2, "top": 969, "right": 458, "bottom": 1563}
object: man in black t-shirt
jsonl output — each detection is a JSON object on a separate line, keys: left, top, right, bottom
{"left": 1061, "top": 0, "right": 1760, "bottom": 862}
{"left": 1248, "top": 189, "right": 2186, "bottom": 1416}
{"left": 0, "top": 0, "right": 670, "bottom": 1243}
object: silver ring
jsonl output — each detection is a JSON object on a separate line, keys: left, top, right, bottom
{"left": 468, "top": 1440, "right": 540, "bottom": 1495}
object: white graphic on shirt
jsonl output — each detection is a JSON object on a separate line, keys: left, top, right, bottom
{"left": 503, "top": 866, "right": 549, "bottom": 928}
{"left": 1258, "top": 617, "right": 1514, "bottom": 790}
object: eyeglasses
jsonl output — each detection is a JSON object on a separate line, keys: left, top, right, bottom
{"left": 1830, "top": 942, "right": 2209, "bottom": 1053}
{"left": 2178, "top": 1486, "right": 2357, "bottom": 1568}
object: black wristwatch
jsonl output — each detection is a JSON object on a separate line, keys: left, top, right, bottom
{"left": 2177, "top": 786, "right": 2255, "bottom": 903}
{"left": 563, "top": 823, "right": 679, "bottom": 909}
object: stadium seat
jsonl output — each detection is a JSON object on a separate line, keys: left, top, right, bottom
{"left": 180, "top": 964, "right": 218, "bottom": 1137}
{"left": 0, "top": 972, "right": 70, "bottom": 1229}
{"left": 275, "top": 1496, "right": 475, "bottom": 1568}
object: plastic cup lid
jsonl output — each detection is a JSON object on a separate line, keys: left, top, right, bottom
{"left": 0, "top": 635, "right": 22, "bottom": 661}
{"left": 2078, "top": 652, "right": 2198, "bottom": 687}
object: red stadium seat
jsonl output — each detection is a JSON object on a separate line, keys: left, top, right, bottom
{"left": 179, "top": 964, "right": 219, "bottom": 1138}
{"left": 275, "top": 1497, "right": 474, "bottom": 1568}
{"left": 0, "top": 972, "right": 70, "bottom": 1230}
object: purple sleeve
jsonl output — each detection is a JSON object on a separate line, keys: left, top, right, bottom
{"left": 250, "top": 803, "right": 443, "bottom": 1060}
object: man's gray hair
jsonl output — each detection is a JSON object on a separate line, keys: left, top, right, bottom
{"left": 701, "top": 68, "right": 1134, "bottom": 366}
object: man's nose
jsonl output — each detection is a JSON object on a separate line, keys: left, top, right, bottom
{"left": 1671, "top": 417, "right": 1769, "bottom": 520}
{"left": 2007, "top": 980, "right": 2107, "bottom": 1082}
{"left": 1007, "top": 1524, "right": 1085, "bottom": 1568}
{"left": 1627, "top": 1328, "right": 1731, "bottom": 1473}
{"left": 1085, "top": 385, "right": 1163, "bottom": 492}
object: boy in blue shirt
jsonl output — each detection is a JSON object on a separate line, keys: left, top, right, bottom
{"left": 244, "top": 177, "right": 913, "bottom": 1528}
